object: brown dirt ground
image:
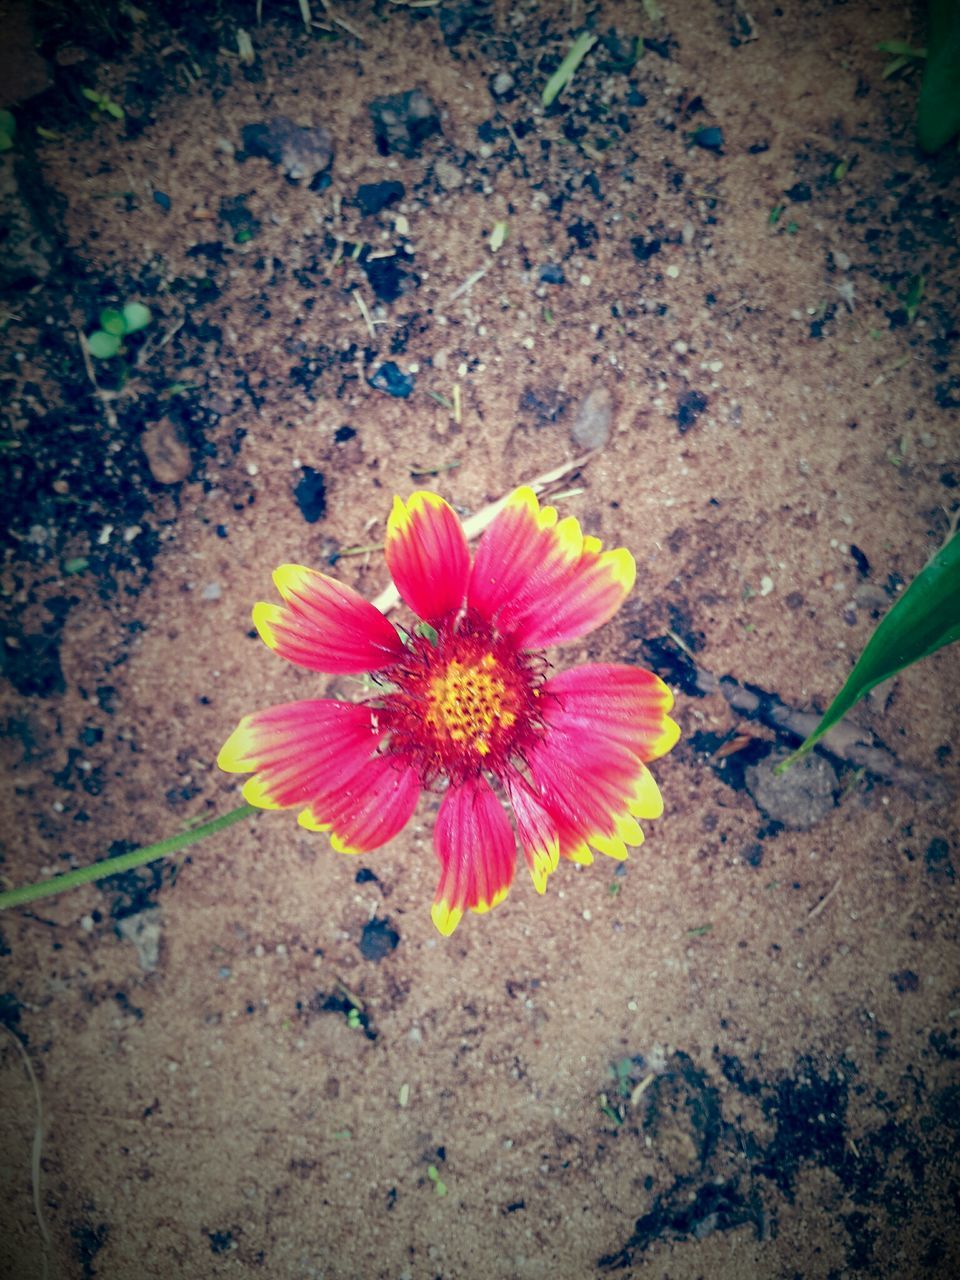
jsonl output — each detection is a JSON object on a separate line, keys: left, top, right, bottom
{"left": 1, "top": 1, "right": 959, "bottom": 1277}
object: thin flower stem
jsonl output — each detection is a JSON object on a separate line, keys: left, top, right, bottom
{"left": 0, "top": 803, "right": 257, "bottom": 912}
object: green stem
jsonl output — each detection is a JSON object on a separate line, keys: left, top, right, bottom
{"left": 0, "top": 804, "right": 257, "bottom": 912}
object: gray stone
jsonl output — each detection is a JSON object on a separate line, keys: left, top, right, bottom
{"left": 117, "top": 910, "right": 162, "bottom": 971}
{"left": 241, "top": 117, "right": 333, "bottom": 183}
{"left": 744, "top": 749, "right": 838, "bottom": 830}
{"left": 571, "top": 384, "right": 615, "bottom": 449}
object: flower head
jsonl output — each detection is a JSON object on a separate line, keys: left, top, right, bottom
{"left": 218, "top": 487, "right": 679, "bottom": 934}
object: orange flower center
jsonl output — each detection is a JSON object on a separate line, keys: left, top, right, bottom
{"left": 378, "top": 615, "right": 544, "bottom": 785}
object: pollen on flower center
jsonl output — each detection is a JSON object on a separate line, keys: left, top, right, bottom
{"left": 425, "top": 654, "right": 518, "bottom": 756}
{"left": 378, "top": 615, "right": 544, "bottom": 785}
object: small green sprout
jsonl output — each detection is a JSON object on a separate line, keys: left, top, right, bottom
{"left": 542, "top": 31, "right": 598, "bottom": 106}
{"left": 875, "top": 38, "right": 926, "bottom": 80}
{"left": 87, "top": 302, "right": 152, "bottom": 360}
{"left": 768, "top": 204, "right": 784, "bottom": 226}
{"left": 610, "top": 1057, "right": 635, "bottom": 1098}
{"left": 426, "top": 1164, "right": 447, "bottom": 1196}
{"left": 598, "top": 1092, "right": 624, "bottom": 1125}
{"left": 346, "top": 1006, "right": 362, "bottom": 1030}
{"left": 0, "top": 109, "right": 16, "bottom": 152}
{"left": 830, "top": 158, "right": 849, "bottom": 182}
{"left": 903, "top": 274, "right": 925, "bottom": 323}
{"left": 81, "top": 86, "right": 125, "bottom": 120}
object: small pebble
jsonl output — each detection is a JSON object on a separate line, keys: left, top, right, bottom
{"left": 201, "top": 582, "right": 222, "bottom": 601}
{"left": 571, "top": 384, "right": 615, "bottom": 450}
{"left": 142, "top": 419, "right": 192, "bottom": 484}
{"left": 666, "top": 264, "right": 680, "bottom": 279}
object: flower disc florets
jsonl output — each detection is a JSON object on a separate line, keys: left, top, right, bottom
{"left": 218, "top": 486, "right": 680, "bottom": 936}
{"left": 379, "top": 613, "right": 546, "bottom": 786}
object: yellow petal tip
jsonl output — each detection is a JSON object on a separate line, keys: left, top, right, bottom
{"left": 431, "top": 901, "right": 463, "bottom": 936}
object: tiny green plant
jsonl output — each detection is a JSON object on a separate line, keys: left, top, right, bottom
{"left": 0, "top": 109, "right": 16, "bottom": 152}
{"left": 345, "top": 1006, "right": 362, "bottom": 1030}
{"left": 902, "top": 274, "right": 925, "bottom": 323}
{"left": 87, "top": 301, "right": 152, "bottom": 360}
{"left": 610, "top": 1057, "right": 635, "bottom": 1098}
{"left": 426, "top": 1165, "right": 447, "bottom": 1197}
{"left": 81, "top": 86, "right": 125, "bottom": 120}
{"left": 542, "top": 31, "right": 598, "bottom": 107}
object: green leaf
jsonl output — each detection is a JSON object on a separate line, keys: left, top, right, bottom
{"left": 122, "top": 301, "right": 152, "bottom": 332}
{"left": 62, "top": 556, "right": 90, "bottom": 575}
{"left": 918, "top": 0, "right": 960, "bottom": 150}
{"left": 874, "top": 39, "right": 926, "bottom": 58}
{"left": 87, "top": 330, "right": 122, "bottom": 359}
{"left": 104, "top": 99, "right": 125, "bottom": 119}
{"left": 80, "top": 86, "right": 103, "bottom": 104}
{"left": 542, "top": 31, "right": 598, "bottom": 106}
{"left": 780, "top": 528, "right": 960, "bottom": 766}
{"left": 0, "top": 108, "right": 15, "bottom": 151}
{"left": 414, "top": 621, "right": 439, "bottom": 646}
{"left": 99, "top": 307, "right": 126, "bottom": 335}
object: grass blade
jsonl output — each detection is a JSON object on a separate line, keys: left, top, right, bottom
{"left": 779, "top": 527, "right": 960, "bottom": 767}
{"left": 542, "top": 32, "right": 598, "bottom": 107}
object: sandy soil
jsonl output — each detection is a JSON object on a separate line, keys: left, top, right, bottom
{"left": 1, "top": 1, "right": 958, "bottom": 1277}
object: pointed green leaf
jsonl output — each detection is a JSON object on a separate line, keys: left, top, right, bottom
{"left": 81, "top": 86, "right": 103, "bottom": 104}
{"left": 918, "top": 0, "right": 960, "bottom": 151}
{"left": 0, "top": 109, "right": 15, "bottom": 151}
{"left": 122, "top": 301, "right": 152, "bottom": 332}
{"left": 104, "top": 99, "right": 125, "bottom": 120}
{"left": 99, "top": 307, "right": 126, "bottom": 335}
{"left": 87, "top": 330, "right": 122, "bottom": 359}
{"left": 781, "top": 528, "right": 960, "bottom": 766}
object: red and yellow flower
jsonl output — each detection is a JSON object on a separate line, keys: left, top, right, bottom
{"left": 218, "top": 487, "right": 678, "bottom": 935}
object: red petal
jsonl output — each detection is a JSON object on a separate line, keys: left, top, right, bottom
{"left": 504, "top": 772, "right": 559, "bottom": 894}
{"left": 254, "top": 564, "right": 405, "bottom": 674}
{"left": 543, "top": 663, "right": 680, "bottom": 762}
{"left": 218, "top": 699, "right": 420, "bottom": 853}
{"left": 529, "top": 725, "right": 663, "bottom": 865}
{"left": 298, "top": 756, "right": 421, "bottom": 854}
{"left": 431, "top": 776, "right": 517, "bottom": 935}
{"left": 385, "top": 492, "right": 470, "bottom": 622}
{"left": 467, "top": 487, "right": 635, "bottom": 647}
{"left": 218, "top": 699, "right": 379, "bottom": 808}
